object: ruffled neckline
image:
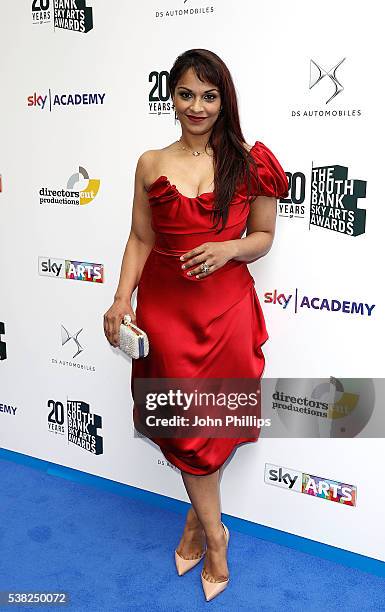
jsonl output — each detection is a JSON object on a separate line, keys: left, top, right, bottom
{"left": 147, "top": 175, "right": 214, "bottom": 201}
{"left": 147, "top": 140, "right": 260, "bottom": 201}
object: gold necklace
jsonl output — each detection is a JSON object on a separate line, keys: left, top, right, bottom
{"left": 178, "top": 137, "right": 213, "bottom": 157}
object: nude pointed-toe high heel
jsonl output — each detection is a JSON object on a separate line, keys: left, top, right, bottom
{"left": 201, "top": 522, "right": 230, "bottom": 602}
{"left": 175, "top": 545, "right": 207, "bottom": 576}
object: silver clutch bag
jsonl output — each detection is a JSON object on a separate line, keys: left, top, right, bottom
{"left": 119, "top": 314, "right": 149, "bottom": 359}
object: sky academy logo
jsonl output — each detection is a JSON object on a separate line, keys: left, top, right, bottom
{"left": 28, "top": 90, "right": 105, "bottom": 111}
{"left": 264, "top": 288, "right": 375, "bottom": 318}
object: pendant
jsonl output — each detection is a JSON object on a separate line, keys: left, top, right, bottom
{"left": 192, "top": 151, "right": 200, "bottom": 156}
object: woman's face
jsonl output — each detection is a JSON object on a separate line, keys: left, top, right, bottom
{"left": 172, "top": 67, "right": 221, "bottom": 135}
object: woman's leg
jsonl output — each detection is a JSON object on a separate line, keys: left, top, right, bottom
{"left": 177, "top": 468, "right": 229, "bottom": 581}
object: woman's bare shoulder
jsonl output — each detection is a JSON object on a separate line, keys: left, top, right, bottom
{"left": 136, "top": 143, "right": 176, "bottom": 190}
{"left": 138, "top": 141, "right": 176, "bottom": 160}
{"left": 137, "top": 142, "right": 176, "bottom": 171}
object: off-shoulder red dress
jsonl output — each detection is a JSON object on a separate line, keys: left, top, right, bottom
{"left": 131, "top": 140, "right": 288, "bottom": 475}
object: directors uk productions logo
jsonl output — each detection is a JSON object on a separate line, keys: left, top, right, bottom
{"left": 38, "top": 257, "right": 104, "bottom": 283}
{"left": 264, "top": 463, "right": 357, "bottom": 506}
{"left": 39, "top": 165, "right": 100, "bottom": 206}
{"left": 47, "top": 398, "right": 103, "bottom": 455}
{"left": 32, "top": 0, "right": 94, "bottom": 33}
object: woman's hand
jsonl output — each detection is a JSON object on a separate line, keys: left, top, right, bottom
{"left": 179, "top": 241, "right": 237, "bottom": 279}
{"left": 104, "top": 297, "right": 136, "bottom": 348}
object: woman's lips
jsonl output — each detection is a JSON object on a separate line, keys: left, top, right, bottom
{"left": 186, "top": 115, "right": 207, "bottom": 123}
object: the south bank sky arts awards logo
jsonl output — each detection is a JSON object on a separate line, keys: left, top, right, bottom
{"left": 39, "top": 165, "right": 100, "bottom": 206}
{"left": 310, "top": 163, "right": 366, "bottom": 236}
{"left": 280, "top": 161, "right": 367, "bottom": 235}
{"left": 291, "top": 57, "right": 362, "bottom": 119}
{"left": 47, "top": 398, "right": 103, "bottom": 455}
{"left": 31, "top": 0, "right": 93, "bottom": 33}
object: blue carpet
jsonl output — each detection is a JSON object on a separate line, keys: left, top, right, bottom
{"left": 0, "top": 454, "right": 385, "bottom": 611}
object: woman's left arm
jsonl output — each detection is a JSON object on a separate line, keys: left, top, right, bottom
{"left": 230, "top": 195, "right": 277, "bottom": 263}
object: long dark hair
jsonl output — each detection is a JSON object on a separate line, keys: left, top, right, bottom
{"left": 168, "top": 48, "right": 259, "bottom": 232}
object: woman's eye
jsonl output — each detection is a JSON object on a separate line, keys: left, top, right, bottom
{"left": 179, "top": 93, "right": 217, "bottom": 102}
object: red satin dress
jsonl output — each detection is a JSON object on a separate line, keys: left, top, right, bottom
{"left": 131, "top": 140, "right": 288, "bottom": 475}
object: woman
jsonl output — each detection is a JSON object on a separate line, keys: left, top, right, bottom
{"left": 104, "top": 48, "right": 288, "bottom": 602}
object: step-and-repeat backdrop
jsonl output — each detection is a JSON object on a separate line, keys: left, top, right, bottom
{"left": 1, "top": 1, "right": 384, "bottom": 562}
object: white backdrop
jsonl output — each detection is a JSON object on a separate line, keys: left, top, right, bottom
{"left": 1, "top": 0, "right": 384, "bottom": 563}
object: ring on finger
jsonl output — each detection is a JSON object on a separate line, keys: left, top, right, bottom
{"left": 200, "top": 261, "right": 210, "bottom": 273}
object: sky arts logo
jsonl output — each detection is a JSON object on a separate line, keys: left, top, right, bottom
{"left": 39, "top": 166, "right": 100, "bottom": 206}
{"left": 32, "top": 0, "right": 94, "bottom": 33}
{"left": 264, "top": 463, "right": 356, "bottom": 506}
{"left": 38, "top": 257, "right": 104, "bottom": 282}
{"left": 27, "top": 90, "right": 105, "bottom": 111}
{"left": 264, "top": 288, "right": 375, "bottom": 318}
{"left": 47, "top": 398, "right": 103, "bottom": 455}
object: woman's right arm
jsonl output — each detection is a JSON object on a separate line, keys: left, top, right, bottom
{"left": 103, "top": 151, "right": 156, "bottom": 347}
